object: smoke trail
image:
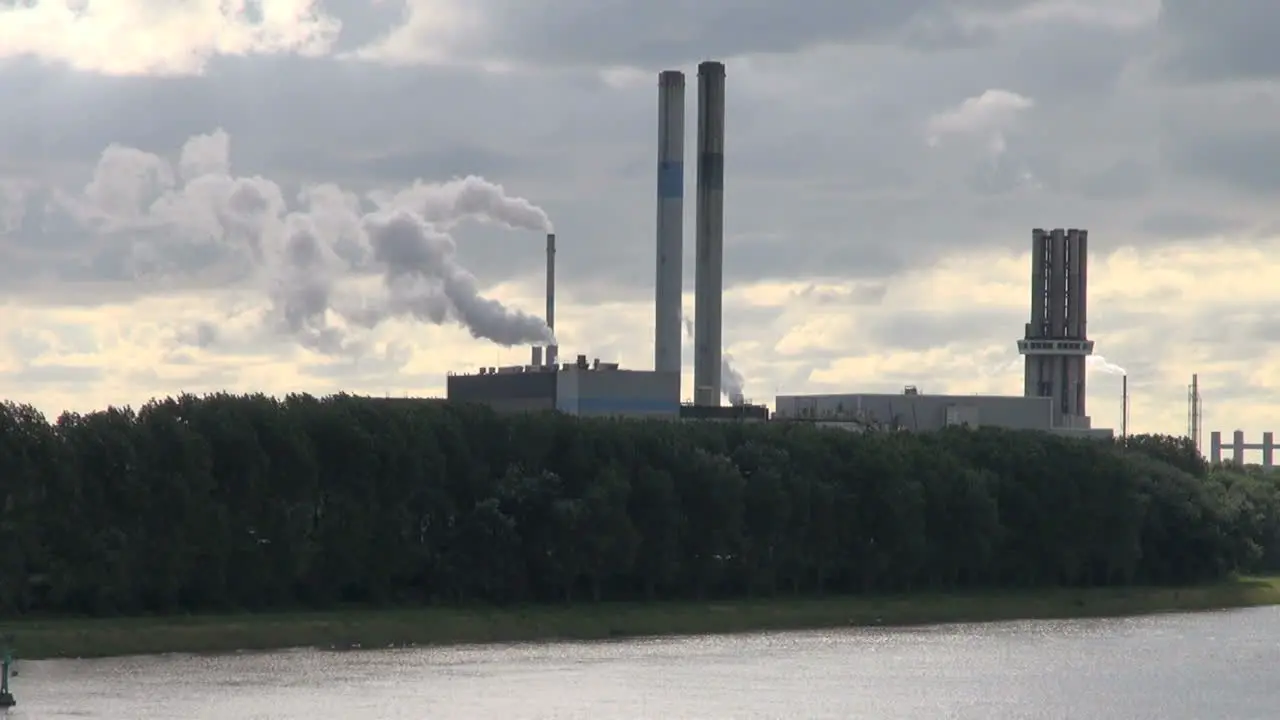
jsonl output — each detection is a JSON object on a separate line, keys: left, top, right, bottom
{"left": 721, "top": 354, "right": 746, "bottom": 405}
{"left": 61, "top": 129, "right": 554, "bottom": 352}
{"left": 684, "top": 315, "right": 747, "bottom": 404}
{"left": 376, "top": 176, "right": 554, "bottom": 233}
{"left": 1088, "top": 355, "right": 1127, "bottom": 375}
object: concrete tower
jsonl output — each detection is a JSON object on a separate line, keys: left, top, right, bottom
{"left": 693, "top": 60, "right": 726, "bottom": 406}
{"left": 545, "top": 232, "right": 557, "bottom": 367}
{"left": 1018, "top": 228, "right": 1094, "bottom": 428}
{"left": 655, "top": 70, "right": 685, "bottom": 379}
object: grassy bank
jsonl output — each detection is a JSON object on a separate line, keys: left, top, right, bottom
{"left": 5, "top": 576, "right": 1280, "bottom": 660}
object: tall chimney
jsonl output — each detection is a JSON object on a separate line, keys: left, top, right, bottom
{"left": 545, "top": 232, "right": 557, "bottom": 366}
{"left": 1121, "top": 373, "right": 1128, "bottom": 440}
{"left": 655, "top": 70, "right": 685, "bottom": 382}
{"left": 693, "top": 60, "right": 726, "bottom": 406}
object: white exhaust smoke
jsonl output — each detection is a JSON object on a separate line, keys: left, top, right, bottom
{"left": 56, "top": 128, "right": 555, "bottom": 353}
{"left": 1087, "top": 355, "right": 1127, "bottom": 375}
{"left": 683, "top": 312, "right": 746, "bottom": 404}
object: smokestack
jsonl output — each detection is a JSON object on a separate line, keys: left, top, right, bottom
{"left": 545, "top": 232, "right": 557, "bottom": 366}
{"left": 693, "top": 60, "right": 726, "bottom": 406}
{"left": 1121, "top": 373, "right": 1128, "bottom": 440}
{"left": 655, "top": 70, "right": 685, "bottom": 381}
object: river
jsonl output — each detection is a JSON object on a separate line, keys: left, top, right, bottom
{"left": 6, "top": 607, "right": 1278, "bottom": 719}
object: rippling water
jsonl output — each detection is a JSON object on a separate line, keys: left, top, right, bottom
{"left": 6, "top": 607, "right": 1278, "bottom": 719}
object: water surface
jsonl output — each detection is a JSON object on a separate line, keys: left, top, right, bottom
{"left": 7, "top": 607, "right": 1278, "bottom": 718}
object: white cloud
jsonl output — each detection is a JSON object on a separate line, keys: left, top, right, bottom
{"left": 926, "top": 89, "right": 1035, "bottom": 155}
{"left": 0, "top": 0, "right": 340, "bottom": 75}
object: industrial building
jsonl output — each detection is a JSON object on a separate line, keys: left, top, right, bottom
{"left": 442, "top": 65, "right": 1117, "bottom": 437}
{"left": 773, "top": 229, "right": 1115, "bottom": 440}
{"left": 774, "top": 390, "right": 1054, "bottom": 432}
{"left": 1018, "top": 228, "right": 1094, "bottom": 430}
{"left": 448, "top": 355, "right": 680, "bottom": 418}
{"left": 447, "top": 60, "right": 739, "bottom": 420}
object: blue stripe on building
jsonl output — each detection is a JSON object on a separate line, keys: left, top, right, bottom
{"left": 658, "top": 161, "right": 683, "bottom": 199}
{"left": 575, "top": 397, "right": 680, "bottom": 414}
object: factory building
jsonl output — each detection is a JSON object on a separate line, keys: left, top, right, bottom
{"left": 774, "top": 389, "right": 1055, "bottom": 432}
{"left": 447, "top": 355, "right": 680, "bottom": 418}
{"left": 772, "top": 227, "right": 1114, "bottom": 441}
{"left": 773, "top": 388, "right": 1113, "bottom": 438}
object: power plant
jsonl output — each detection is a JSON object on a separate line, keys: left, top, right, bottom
{"left": 447, "top": 61, "right": 752, "bottom": 420}
{"left": 773, "top": 229, "right": 1113, "bottom": 439}
{"left": 444, "top": 63, "right": 1113, "bottom": 437}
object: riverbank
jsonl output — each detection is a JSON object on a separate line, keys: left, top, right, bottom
{"left": 5, "top": 576, "right": 1279, "bottom": 660}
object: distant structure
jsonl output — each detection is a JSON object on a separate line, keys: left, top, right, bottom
{"left": 1210, "top": 430, "right": 1276, "bottom": 469}
{"left": 654, "top": 70, "right": 685, "bottom": 383}
{"left": 1187, "top": 373, "right": 1202, "bottom": 455}
{"left": 693, "top": 60, "right": 726, "bottom": 406}
{"left": 531, "top": 232, "right": 557, "bottom": 367}
{"left": 774, "top": 389, "right": 1056, "bottom": 432}
{"left": 1017, "top": 228, "right": 1095, "bottom": 430}
{"left": 448, "top": 355, "right": 679, "bottom": 418}
{"left": 774, "top": 226, "right": 1112, "bottom": 440}
{"left": 1121, "top": 374, "right": 1129, "bottom": 439}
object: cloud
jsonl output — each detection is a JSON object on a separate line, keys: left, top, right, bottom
{"left": 926, "top": 89, "right": 1034, "bottom": 154}
{"left": 1157, "top": 0, "right": 1280, "bottom": 83}
{"left": 0, "top": 0, "right": 341, "bottom": 75}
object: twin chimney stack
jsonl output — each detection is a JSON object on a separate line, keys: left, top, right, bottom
{"left": 655, "top": 61, "right": 726, "bottom": 405}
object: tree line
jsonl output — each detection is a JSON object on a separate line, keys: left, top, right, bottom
{"left": 0, "top": 393, "right": 1277, "bottom": 616}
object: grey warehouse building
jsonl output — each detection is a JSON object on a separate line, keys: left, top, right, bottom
{"left": 775, "top": 391, "right": 1053, "bottom": 431}
{"left": 773, "top": 390, "right": 1114, "bottom": 439}
{"left": 447, "top": 355, "right": 680, "bottom": 418}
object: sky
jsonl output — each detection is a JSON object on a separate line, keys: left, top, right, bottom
{"left": 0, "top": 0, "right": 1277, "bottom": 452}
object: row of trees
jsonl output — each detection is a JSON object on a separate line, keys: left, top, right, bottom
{"left": 0, "top": 393, "right": 1277, "bottom": 616}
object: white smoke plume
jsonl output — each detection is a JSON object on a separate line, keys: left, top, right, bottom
{"left": 1088, "top": 356, "right": 1127, "bottom": 376}
{"left": 681, "top": 313, "right": 747, "bottom": 404}
{"left": 47, "top": 129, "right": 555, "bottom": 352}
{"left": 721, "top": 354, "right": 746, "bottom": 405}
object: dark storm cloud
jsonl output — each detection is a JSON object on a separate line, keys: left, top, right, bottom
{"left": 1073, "top": 158, "right": 1155, "bottom": 200}
{"left": 1157, "top": 0, "right": 1280, "bottom": 83}
{"left": 0, "top": 55, "right": 565, "bottom": 179}
{"left": 1164, "top": 129, "right": 1280, "bottom": 195}
{"left": 462, "top": 0, "right": 941, "bottom": 67}
{"left": 1, "top": 0, "right": 1272, "bottom": 312}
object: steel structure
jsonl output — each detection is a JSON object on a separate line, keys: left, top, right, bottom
{"left": 1210, "top": 430, "right": 1276, "bottom": 468}
{"left": 693, "top": 61, "right": 726, "bottom": 406}
{"left": 1017, "top": 228, "right": 1094, "bottom": 428}
{"left": 1187, "top": 373, "right": 1202, "bottom": 455}
{"left": 655, "top": 70, "right": 686, "bottom": 381}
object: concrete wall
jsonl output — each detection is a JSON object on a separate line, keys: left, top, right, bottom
{"left": 774, "top": 393, "right": 1055, "bottom": 432}
{"left": 557, "top": 368, "right": 680, "bottom": 418}
{"left": 446, "top": 371, "right": 557, "bottom": 414}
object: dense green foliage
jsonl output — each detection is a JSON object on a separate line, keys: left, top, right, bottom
{"left": 0, "top": 394, "right": 1277, "bottom": 617}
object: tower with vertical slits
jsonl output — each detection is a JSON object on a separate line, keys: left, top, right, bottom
{"left": 1017, "top": 228, "right": 1095, "bottom": 428}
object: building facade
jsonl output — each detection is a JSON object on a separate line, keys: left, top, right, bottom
{"left": 774, "top": 392, "right": 1055, "bottom": 432}
{"left": 447, "top": 356, "right": 680, "bottom": 419}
